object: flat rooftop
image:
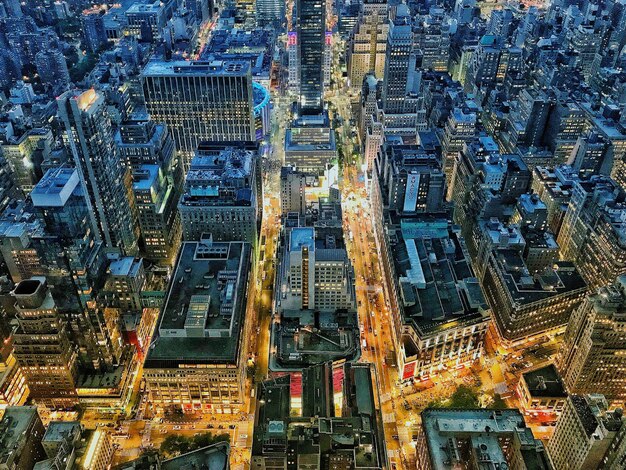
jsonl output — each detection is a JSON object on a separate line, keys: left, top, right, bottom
{"left": 162, "top": 442, "right": 229, "bottom": 470}
{"left": 142, "top": 60, "right": 251, "bottom": 77}
{"left": 522, "top": 364, "right": 567, "bottom": 398}
{"left": 494, "top": 250, "right": 587, "bottom": 304}
{"left": 145, "top": 240, "right": 251, "bottom": 366}
{"left": 392, "top": 219, "right": 489, "bottom": 335}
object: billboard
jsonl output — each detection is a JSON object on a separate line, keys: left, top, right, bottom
{"left": 403, "top": 173, "right": 420, "bottom": 212}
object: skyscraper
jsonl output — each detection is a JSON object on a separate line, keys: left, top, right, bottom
{"left": 556, "top": 276, "right": 626, "bottom": 401}
{"left": 382, "top": 3, "right": 412, "bottom": 114}
{"left": 82, "top": 8, "right": 107, "bottom": 53}
{"left": 57, "top": 89, "right": 138, "bottom": 253}
{"left": 12, "top": 278, "right": 78, "bottom": 409}
{"left": 35, "top": 49, "right": 70, "bottom": 94}
{"left": 296, "top": 0, "right": 326, "bottom": 114}
{"left": 256, "top": 0, "right": 285, "bottom": 29}
{"left": 347, "top": 0, "right": 388, "bottom": 89}
{"left": 142, "top": 60, "right": 256, "bottom": 170}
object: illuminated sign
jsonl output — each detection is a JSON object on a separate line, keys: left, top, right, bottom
{"left": 402, "top": 361, "right": 416, "bottom": 380}
{"left": 403, "top": 173, "right": 420, "bottom": 212}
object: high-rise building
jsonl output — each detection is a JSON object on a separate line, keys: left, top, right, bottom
{"left": 12, "top": 278, "right": 78, "bottom": 408}
{"left": 482, "top": 251, "right": 587, "bottom": 345}
{"left": 556, "top": 276, "right": 626, "bottom": 401}
{"left": 0, "top": 127, "right": 53, "bottom": 193}
{"left": 57, "top": 89, "right": 138, "bottom": 253}
{"left": 178, "top": 147, "right": 259, "bottom": 243}
{"left": 347, "top": 0, "right": 388, "bottom": 88}
{"left": 256, "top": 0, "right": 285, "bottom": 29}
{"left": 548, "top": 395, "right": 625, "bottom": 470}
{"left": 35, "top": 49, "right": 70, "bottom": 94}
{"left": 296, "top": 0, "right": 326, "bottom": 113}
{"left": 280, "top": 225, "right": 356, "bottom": 312}
{"left": 557, "top": 176, "right": 626, "bottom": 289}
{"left": 0, "top": 407, "right": 46, "bottom": 470}
{"left": 280, "top": 166, "right": 307, "bottom": 215}
{"left": 82, "top": 8, "right": 108, "bottom": 53}
{"left": 383, "top": 219, "right": 490, "bottom": 381}
{"left": 382, "top": 4, "right": 412, "bottom": 114}
{"left": 142, "top": 60, "right": 256, "bottom": 170}
{"left": 143, "top": 238, "right": 251, "bottom": 413}
{"left": 415, "top": 7, "right": 451, "bottom": 73}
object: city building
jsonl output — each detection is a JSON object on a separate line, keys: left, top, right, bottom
{"left": 517, "top": 364, "right": 567, "bottom": 416}
{"left": 82, "top": 8, "right": 108, "bottom": 53}
{"left": 256, "top": 0, "right": 285, "bottom": 29}
{"left": 0, "top": 406, "right": 46, "bottom": 469}
{"left": 142, "top": 60, "right": 256, "bottom": 170}
{"left": 347, "top": 0, "right": 388, "bottom": 88}
{"left": 178, "top": 147, "right": 259, "bottom": 244}
{"left": 548, "top": 395, "right": 625, "bottom": 470}
{"left": 296, "top": 0, "right": 326, "bottom": 114}
{"left": 34, "top": 49, "right": 70, "bottom": 94}
{"left": 417, "top": 408, "right": 552, "bottom": 470}
{"left": 556, "top": 276, "right": 626, "bottom": 401}
{"left": 482, "top": 250, "right": 587, "bottom": 345}
{"left": 57, "top": 89, "right": 138, "bottom": 253}
{"left": 132, "top": 164, "right": 181, "bottom": 263}
{"left": 280, "top": 225, "right": 356, "bottom": 313}
{"left": 77, "top": 429, "right": 114, "bottom": 470}
{"left": 143, "top": 237, "right": 251, "bottom": 413}
{"left": 40, "top": 421, "right": 81, "bottom": 469}
{"left": 251, "top": 362, "right": 387, "bottom": 469}
{"left": 557, "top": 176, "right": 626, "bottom": 289}
{"left": 104, "top": 256, "right": 146, "bottom": 314}
{"left": 385, "top": 219, "right": 490, "bottom": 380}
{"left": 0, "top": 127, "right": 52, "bottom": 194}
{"left": 284, "top": 118, "right": 337, "bottom": 175}
{"left": 280, "top": 166, "right": 307, "bottom": 216}
{"left": 382, "top": 4, "right": 412, "bottom": 114}
{"left": 11, "top": 278, "right": 79, "bottom": 408}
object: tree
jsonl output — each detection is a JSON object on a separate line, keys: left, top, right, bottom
{"left": 159, "top": 432, "right": 230, "bottom": 457}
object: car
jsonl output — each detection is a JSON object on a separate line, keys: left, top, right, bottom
{"left": 392, "top": 435, "right": 399, "bottom": 440}
{"left": 229, "top": 424, "right": 236, "bottom": 429}
{"left": 160, "top": 429, "right": 167, "bottom": 433}
{"left": 173, "top": 425, "right": 181, "bottom": 430}
{"left": 207, "top": 424, "right": 214, "bottom": 429}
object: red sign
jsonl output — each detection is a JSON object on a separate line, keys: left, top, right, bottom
{"left": 402, "top": 361, "right": 416, "bottom": 380}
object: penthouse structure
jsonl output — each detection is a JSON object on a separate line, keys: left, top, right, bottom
{"left": 385, "top": 218, "right": 490, "bottom": 381}
{"left": 142, "top": 60, "right": 256, "bottom": 170}
{"left": 143, "top": 237, "right": 251, "bottom": 413}
{"left": 178, "top": 147, "right": 259, "bottom": 244}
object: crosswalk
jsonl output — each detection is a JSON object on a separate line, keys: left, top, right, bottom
{"left": 383, "top": 412, "right": 396, "bottom": 424}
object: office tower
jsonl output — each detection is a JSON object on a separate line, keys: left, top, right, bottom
{"left": 568, "top": 130, "right": 610, "bottom": 178}
{"left": 12, "top": 278, "right": 78, "bottom": 408}
{"left": 143, "top": 238, "right": 251, "bottom": 413}
{"left": 415, "top": 7, "right": 450, "bottom": 73}
{"left": 281, "top": 226, "right": 356, "bottom": 312}
{"left": 2, "top": 0, "right": 22, "bottom": 17}
{"left": 347, "top": 0, "right": 388, "bottom": 88}
{"left": 557, "top": 176, "right": 626, "bottom": 289}
{"left": 543, "top": 99, "right": 586, "bottom": 158}
{"left": 296, "top": 0, "right": 326, "bottom": 114}
{"left": 284, "top": 119, "right": 337, "bottom": 175}
{"left": 384, "top": 219, "right": 490, "bottom": 381}
{"left": 382, "top": 4, "right": 412, "bottom": 114}
{"left": 0, "top": 407, "right": 46, "bottom": 470}
{"left": 104, "top": 256, "right": 146, "bottom": 314}
{"left": 256, "top": 0, "right": 285, "bottom": 29}
{"left": 57, "top": 89, "right": 138, "bottom": 253}
{"left": 464, "top": 34, "right": 502, "bottom": 93}
{"left": 280, "top": 166, "right": 307, "bottom": 215}
{"left": 132, "top": 165, "right": 181, "bottom": 263}
{"left": 178, "top": 147, "right": 259, "bottom": 243}
{"left": 440, "top": 107, "right": 477, "bottom": 188}
{"left": 379, "top": 145, "right": 446, "bottom": 215}
{"left": 548, "top": 395, "right": 625, "bottom": 470}
{"left": 287, "top": 31, "right": 299, "bottom": 95}
{"left": 417, "top": 409, "right": 552, "bottom": 470}
{"left": 0, "top": 127, "right": 52, "bottom": 193}
{"left": 35, "top": 49, "right": 70, "bottom": 94}
{"left": 556, "top": 277, "right": 626, "bottom": 401}
{"left": 142, "top": 60, "right": 256, "bottom": 170}
{"left": 251, "top": 363, "right": 386, "bottom": 469}
{"left": 82, "top": 8, "right": 108, "bottom": 53}
{"left": 482, "top": 248, "right": 587, "bottom": 344}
